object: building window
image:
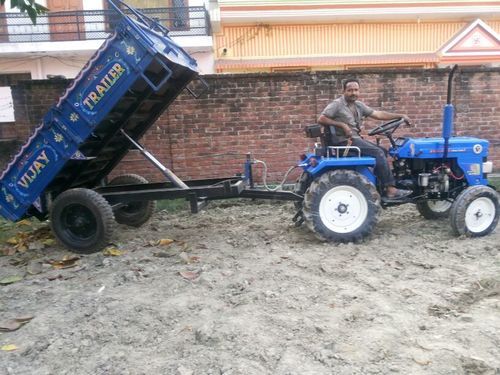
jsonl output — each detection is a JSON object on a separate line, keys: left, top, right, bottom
{"left": 171, "top": 0, "right": 188, "bottom": 30}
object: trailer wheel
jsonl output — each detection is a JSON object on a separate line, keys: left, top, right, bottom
{"left": 416, "top": 200, "right": 452, "bottom": 219}
{"left": 50, "top": 188, "right": 114, "bottom": 254}
{"left": 303, "top": 170, "right": 381, "bottom": 242}
{"left": 108, "top": 174, "right": 157, "bottom": 227}
{"left": 450, "top": 185, "right": 499, "bottom": 237}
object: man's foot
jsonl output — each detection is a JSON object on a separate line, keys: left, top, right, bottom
{"left": 385, "top": 186, "right": 412, "bottom": 199}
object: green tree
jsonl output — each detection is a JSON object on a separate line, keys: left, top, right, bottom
{"left": 0, "top": 0, "right": 48, "bottom": 25}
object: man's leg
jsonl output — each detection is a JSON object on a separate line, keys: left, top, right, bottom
{"left": 349, "top": 138, "right": 395, "bottom": 188}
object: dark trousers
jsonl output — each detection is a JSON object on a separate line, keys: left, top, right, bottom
{"left": 334, "top": 137, "right": 395, "bottom": 187}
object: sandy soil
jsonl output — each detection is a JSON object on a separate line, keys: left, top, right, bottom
{"left": 0, "top": 200, "right": 499, "bottom": 375}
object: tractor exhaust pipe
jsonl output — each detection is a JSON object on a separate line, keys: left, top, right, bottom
{"left": 442, "top": 65, "right": 458, "bottom": 161}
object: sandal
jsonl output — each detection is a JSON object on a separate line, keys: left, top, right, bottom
{"left": 385, "top": 188, "right": 412, "bottom": 199}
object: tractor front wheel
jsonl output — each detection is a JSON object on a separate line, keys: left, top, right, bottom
{"left": 303, "top": 170, "right": 381, "bottom": 242}
{"left": 450, "top": 185, "right": 499, "bottom": 237}
{"left": 50, "top": 188, "right": 114, "bottom": 254}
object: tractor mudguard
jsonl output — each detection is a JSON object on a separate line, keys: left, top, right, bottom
{"left": 305, "top": 156, "right": 377, "bottom": 184}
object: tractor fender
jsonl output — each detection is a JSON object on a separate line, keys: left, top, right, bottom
{"left": 306, "top": 157, "right": 377, "bottom": 184}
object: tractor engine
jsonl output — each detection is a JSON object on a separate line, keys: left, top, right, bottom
{"left": 392, "top": 158, "right": 467, "bottom": 197}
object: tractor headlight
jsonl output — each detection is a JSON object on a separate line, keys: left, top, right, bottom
{"left": 483, "top": 161, "right": 493, "bottom": 174}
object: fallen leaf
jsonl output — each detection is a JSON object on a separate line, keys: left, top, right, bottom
{"left": 1, "top": 344, "right": 18, "bottom": 351}
{"left": 179, "top": 271, "right": 200, "bottom": 281}
{"left": 1, "top": 247, "right": 16, "bottom": 256}
{"left": 0, "top": 320, "right": 22, "bottom": 332}
{"left": 0, "top": 275, "right": 24, "bottom": 285}
{"left": 102, "top": 247, "right": 124, "bottom": 256}
{"left": 14, "top": 315, "right": 34, "bottom": 323}
{"left": 158, "top": 238, "right": 175, "bottom": 246}
{"left": 42, "top": 238, "right": 56, "bottom": 247}
{"left": 153, "top": 250, "right": 177, "bottom": 258}
{"left": 16, "top": 219, "right": 32, "bottom": 227}
{"left": 48, "top": 255, "right": 80, "bottom": 269}
{"left": 6, "top": 237, "right": 18, "bottom": 245}
{"left": 17, "top": 244, "right": 28, "bottom": 252}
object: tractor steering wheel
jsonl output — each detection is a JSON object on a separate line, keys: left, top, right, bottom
{"left": 368, "top": 118, "right": 407, "bottom": 137}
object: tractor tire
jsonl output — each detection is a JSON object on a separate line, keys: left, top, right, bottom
{"left": 108, "top": 174, "right": 156, "bottom": 227}
{"left": 450, "top": 185, "right": 499, "bottom": 237}
{"left": 50, "top": 188, "right": 114, "bottom": 254}
{"left": 293, "top": 172, "right": 312, "bottom": 210}
{"left": 416, "top": 200, "right": 452, "bottom": 219}
{"left": 303, "top": 169, "right": 381, "bottom": 242}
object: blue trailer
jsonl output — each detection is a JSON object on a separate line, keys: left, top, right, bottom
{"left": 0, "top": 0, "right": 300, "bottom": 253}
{"left": 0, "top": 1, "right": 197, "bottom": 222}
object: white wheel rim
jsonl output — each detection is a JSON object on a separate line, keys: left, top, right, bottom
{"left": 429, "top": 200, "right": 452, "bottom": 212}
{"left": 464, "top": 197, "right": 496, "bottom": 233}
{"left": 319, "top": 185, "right": 368, "bottom": 234}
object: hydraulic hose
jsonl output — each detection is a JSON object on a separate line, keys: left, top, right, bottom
{"left": 253, "top": 159, "right": 300, "bottom": 192}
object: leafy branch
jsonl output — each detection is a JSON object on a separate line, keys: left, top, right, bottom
{"left": 0, "top": 0, "right": 49, "bottom": 25}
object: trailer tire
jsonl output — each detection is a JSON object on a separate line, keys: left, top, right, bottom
{"left": 450, "top": 185, "right": 499, "bottom": 237}
{"left": 303, "top": 170, "right": 380, "bottom": 242}
{"left": 416, "top": 200, "right": 452, "bottom": 219}
{"left": 50, "top": 188, "right": 114, "bottom": 254}
{"left": 108, "top": 174, "right": 157, "bottom": 227}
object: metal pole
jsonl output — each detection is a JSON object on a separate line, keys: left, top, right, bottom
{"left": 120, "top": 129, "right": 189, "bottom": 189}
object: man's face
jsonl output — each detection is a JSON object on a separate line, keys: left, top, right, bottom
{"left": 343, "top": 82, "right": 360, "bottom": 103}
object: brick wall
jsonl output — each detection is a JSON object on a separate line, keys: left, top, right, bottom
{"left": 7, "top": 68, "right": 500, "bottom": 183}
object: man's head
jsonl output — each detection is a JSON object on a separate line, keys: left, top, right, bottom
{"left": 342, "top": 78, "right": 360, "bottom": 103}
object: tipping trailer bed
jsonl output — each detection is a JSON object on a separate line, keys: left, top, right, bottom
{"left": 0, "top": 0, "right": 200, "bottom": 222}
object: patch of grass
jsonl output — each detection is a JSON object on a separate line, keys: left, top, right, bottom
{"left": 488, "top": 175, "right": 500, "bottom": 190}
{"left": 155, "top": 198, "right": 188, "bottom": 213}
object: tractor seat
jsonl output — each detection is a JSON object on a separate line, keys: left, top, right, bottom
{"left": 304, "top": 124, "right": 359, "bottom": 157}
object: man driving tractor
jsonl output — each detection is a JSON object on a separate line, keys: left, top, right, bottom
{"left": 317, "top": 78, "right": 413, "bottom": 199}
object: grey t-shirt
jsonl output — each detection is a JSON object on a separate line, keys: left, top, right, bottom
{"left": 321, "top": 96, "right": 374, "bottom": 143}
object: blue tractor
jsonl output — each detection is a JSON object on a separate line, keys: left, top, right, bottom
{"left": 294, "top": 66, "right": 499, "bottom": 242}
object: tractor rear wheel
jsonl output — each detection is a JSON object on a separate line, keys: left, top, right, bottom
{"left": 50, "top": 188, "right": 114, "bottom": 254}
{"left": 416, "top": 200, "right": 452, "bottom": 219}
{"left": 108, "top": 174, "right": 157, "bottom": 227}
{"left": 450, "top": 185, "right": 499, "bottom": 237}
{"left": 303, "top": 170, "right": 381, "bottom": 242}
{"left": 293, "top": 172, "right": 312, "bottom": 210}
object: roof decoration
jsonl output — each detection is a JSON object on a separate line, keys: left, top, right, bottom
{"left": 440, "top": 19, "right": 500, "bottom": 57}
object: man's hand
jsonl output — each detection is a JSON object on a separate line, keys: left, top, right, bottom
{"left": 402, "top": 115, "right": 414, "bottom": 127}
{"left": 343, "top": 124, "right": 353, "bottom": 138}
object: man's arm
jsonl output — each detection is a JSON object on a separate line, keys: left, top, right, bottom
{"left": 318, "top": 114, "right": 353, "bottom": 138}
{"left": 369, "top": 110, "right": 412, "bottom": 125}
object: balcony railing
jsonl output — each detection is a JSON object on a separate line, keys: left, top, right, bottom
{"left": 0, "top": 7, "right": 211, "bottom": 43}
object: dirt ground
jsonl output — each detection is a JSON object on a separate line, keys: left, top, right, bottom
{"left": 0, "top": 199, "right": 499, "bottom": 375}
